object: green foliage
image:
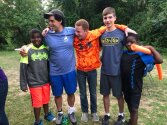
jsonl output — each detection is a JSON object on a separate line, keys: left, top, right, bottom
{"left": 0, "top": 0, "right": 45, "bottom": 49}
{"left": 128, "top": 0, "right": 167, "bottom": 47}
{"left": 0, "top": 0, "right": 166, "bottom": 49}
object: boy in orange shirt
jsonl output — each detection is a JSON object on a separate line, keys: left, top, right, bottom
{"left": 74, "top": 19, "right": 129, "bottom": 122}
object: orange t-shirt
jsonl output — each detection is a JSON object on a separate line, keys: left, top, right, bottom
{"left": 74, "top": 25, "right": 127, "bottom": 71}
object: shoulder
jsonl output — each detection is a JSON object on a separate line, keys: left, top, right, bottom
{"left": 115, "top": 29, "right": 125, "bottom": 36}
{"left": 64, "top": 27, "right": 75, "bottom": 32}
{"left": 138, "top": 52, "right": 154, "bottom": 64}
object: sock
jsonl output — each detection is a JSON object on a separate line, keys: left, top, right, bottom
{"left": 58, "top": 109, "right": 63, "bottom": 114}
{"left": 105, "top": 113, "right": 110, "bottom": 116}
{"left": 68, "top": 106, "right": 76, "bottom": 114}
{"left": 118, "top": 112, "right": 124, "bottom": 117}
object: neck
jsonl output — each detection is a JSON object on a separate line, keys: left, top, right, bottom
{"left": 34, "top": 44, "right": 42, "bottom": 48}
{"left": 58, "top": 25, "right": 64, "bottom": 32}
{"left": 106, "top": 25, "right": 116, "bottom": 32}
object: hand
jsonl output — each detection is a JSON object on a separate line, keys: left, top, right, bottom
{"left": 143, "top": 45, "right": 154, "bottom": 51}
{"left": 42, "top": 27, "right": 49, "bottom": 37}
{"left": 20, "top": 47, "right": 28, "bottom": 57}
{"left": 125, "top": 28, "right": 137, "bottom": 36}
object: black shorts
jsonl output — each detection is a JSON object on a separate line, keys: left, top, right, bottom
{"left": 100, "top": 73, "right": 122, "bottom": 97}
{"left": 122, "top": 81, "right": 143, "bottom": 109}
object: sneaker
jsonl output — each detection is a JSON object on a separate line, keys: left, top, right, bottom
{"left": 68, "top": 112, "right": 77, "bottom": 124}
{"left": 81, "top": 113, "right": 88, "bottom": 122}
{"left": 102, "top": 115, "right": 110, "bottom": 125}
{"left": 56, "top": 112, "right": 63, "bottom": 125}
{"left": 44, "top": 112, "right": 56, "bottom": 122}
{"left": 92, "top": 113, "right": 99, "bottom": 121}
{"left": 114, "top": 115, "right": 125, "bottom": 125}
{"left": 34, "top": 119, "right": 43, "bottom": 125}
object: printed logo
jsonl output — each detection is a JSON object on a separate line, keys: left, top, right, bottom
{"left": 101, "top": 37, "right": 119, "bottom": 46}
{"left": 64, "top": 36, "right": 68, "bottom": 42}
{"left": 31, "top": 52, "right": 48, "bottom": 61}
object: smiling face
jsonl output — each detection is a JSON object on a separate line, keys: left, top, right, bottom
{"left": 31, "top": 32, "right": 42, "bottom": 48}
{"left": 103, "top": 13, "right": 116, "bottom": 29}
{"left": 75, "top": 25, "right": 88, "bottom": 40}
{"left": 48, "top": 16, "right": 62, "bottom": 32}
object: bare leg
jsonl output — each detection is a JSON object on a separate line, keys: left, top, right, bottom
{"left": 130, "top": 108, "right": 138, "bottom": 125}
{"left": 43, "top": 104, "right": 49, "bottom": 115}
{"left": 117, "top": 96, "right": 124, "bottom": 113}
{"left": 55, "top": 96, "right": 62, "bottom": 111}
{"left": 34, "top": 107, "right": 41, "bottom": 122}
{"left": 67, "top": 94, "right": 75, "bottom": 107}
{"left": 103, "top": 95, "right": 110, "bottom": 113}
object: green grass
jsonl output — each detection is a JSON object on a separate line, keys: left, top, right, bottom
{"left": 0, "top": 51, "right": 167, "bottom": 125}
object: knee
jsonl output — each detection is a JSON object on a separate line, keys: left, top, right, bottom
{"left": 116, "top": 95, "right": 123, "bottom": 100}
{"left": 130, "top": 108, "right": 138, "bottom": 115}
{"left": 80, "top": 93, "right": 86, "bottom": 99}
{"left": 68, "top": 93, "right": 75, "bottom": 98}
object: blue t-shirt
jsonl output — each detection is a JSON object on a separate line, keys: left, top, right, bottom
{"left": 45, "top": 27, "right": 76, "bottom": 75}
{"left": 100, "top": 28, "right": 126, "bottom": 76}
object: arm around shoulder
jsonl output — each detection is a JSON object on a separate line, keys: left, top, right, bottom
{"left": 144, "top": 45, "right": 163, "bottom": 64}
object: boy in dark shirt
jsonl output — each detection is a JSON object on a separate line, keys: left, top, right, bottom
{"left": 20, "top": 29, "right": 55, "bottom": 125}
{"left": 121, "top": 33, "right": 163, "bottom": 125}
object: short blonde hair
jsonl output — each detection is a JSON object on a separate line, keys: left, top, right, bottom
{"left": 75, "top": 19, "right": 89, "bottom": 31}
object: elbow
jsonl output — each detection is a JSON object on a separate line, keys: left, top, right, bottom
{"left": 155, "top": 58, "right": 163, "bottom": 64}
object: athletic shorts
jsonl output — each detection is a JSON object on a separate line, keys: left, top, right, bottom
{"left": 100, "top": 73, "right": 122, "bottom": 97}
{"left": 29, "top": 83, "right": 50, "bottom": 108}
{"left": 124, "top": 92, "right": 141, "bottom": 109}
{"left": 122, "top": 81, "right": 143, "bottom": 109}
{"left": 50, "top": 70, "right": 77, "bottom": 96}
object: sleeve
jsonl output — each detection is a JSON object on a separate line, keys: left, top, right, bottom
{"left": 115, "top": 24, "right": 128, "bottom": 31}
{"left": 90, "top": 26, "right": 106, "bottom": 39}
{"left": 20, "top": 56, "right": 28, "bottom": 91}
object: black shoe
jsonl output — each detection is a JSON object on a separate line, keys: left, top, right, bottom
{"left": 102, "top": 115, "right": 110, "bottom": 125}
{"left": 114, "top": 115, "right": 125, "bottom": 125}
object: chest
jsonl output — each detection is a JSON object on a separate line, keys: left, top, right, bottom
{"left": 28, "top": 49, "right": 48, "bottom": 62}
{"left": 121, "top": 53, "right": 145, "bottom": 72}
{"left": 46, "top": 34, "right": 74, "bottom": 49}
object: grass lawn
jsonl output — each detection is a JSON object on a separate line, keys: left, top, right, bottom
{"left": 0, "top": 51, "right": 167, "bottom": 125}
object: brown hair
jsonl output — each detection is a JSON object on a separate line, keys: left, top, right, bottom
{"left": 75, "top": 19, "right": 89, "bottom": 31}
{"left": 102, "top": 7, "right": 116, "bottom": 17}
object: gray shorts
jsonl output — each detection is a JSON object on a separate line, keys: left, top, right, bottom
{"left": 100, "top": 73, "right": 122, "bottom": 97}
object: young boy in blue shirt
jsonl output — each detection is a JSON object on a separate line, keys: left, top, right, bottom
{"left": 20, "top": 29, "right": 55, "bottom": 125}
{"left": 121, "top": 33, "right": 163, "bottom": 125}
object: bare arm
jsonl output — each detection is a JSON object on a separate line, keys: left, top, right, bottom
{"left": 144, "top": 45, "right": 163, "bottom": 64}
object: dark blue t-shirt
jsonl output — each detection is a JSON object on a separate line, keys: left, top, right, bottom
{"left": 100, "top": 28, "right": 126, "bottom": 76}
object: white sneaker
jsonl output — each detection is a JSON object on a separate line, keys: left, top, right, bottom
{"left": 92, "top": 113, "right": 99, "bottom": 121}
{"left": 81, "top": 113, "right": 88, "bottom": 122}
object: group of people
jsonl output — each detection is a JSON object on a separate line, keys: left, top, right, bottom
{"left": 18, "top": 6, "right": 163, "bottom": 125}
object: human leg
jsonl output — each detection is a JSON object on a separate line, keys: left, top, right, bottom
{"left": 77, "top": 70, "right": 88, "bottom": 113}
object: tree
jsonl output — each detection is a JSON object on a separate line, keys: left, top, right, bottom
{"left": 0, "top": 0, "right": 45, "bottom": 49}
